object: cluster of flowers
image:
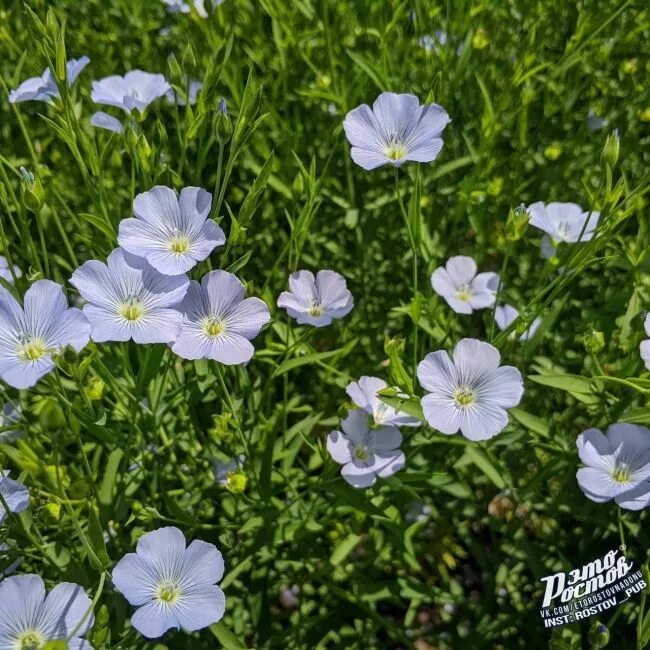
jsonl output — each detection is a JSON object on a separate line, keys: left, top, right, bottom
{"left": 1, "top": 71, "right": 648, "bottom": 643}
{"left": 0, "top": 526, "right": 225, "bottom": 645}
{"left": 10, "top": 56, "right": 201, "bottom": 136}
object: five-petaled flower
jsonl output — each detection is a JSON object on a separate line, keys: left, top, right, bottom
{"left": 277, "top": 270, "right": 353, "bottom": 327}
{"left": 70, "top": 248, "right": 189, "bottom": 344}
{"left": 172, "top": 270, "right": 270, "bottom": 364}
{"left": 0, "top": 574, "right": 94, "bottom": 649}
{"left": 494, "top": 304, "right": 541, "bottom": 342}
{"left": 118, "top": 185, "right": 225, "bottom": 275}
{"left": 576, "top": 423, "right": 650, "bottom": 511}
{"left": 417, "top": 338, "right": 524, "bottom": 441}
{"left": 9, "top": 56, "right": 90, "bottom": 103}
{"left": 346, "top": 376, "right": 420, "bottom": 427}
{"left": 527, "top": 202, "right": 600, "bottom": 258}
{"left": 0, "top": 280, "right": 90, "bottom": 389}
{"left": 327, "top": 409, "right": 406, "bottom": 488}
{"left": 431, "top": 256, "right": 499, "bottom": 314}
{"left": 0, "top": 470, "right": 29, "bottom": 523}
{"left": 91, "top": 70, "right": 171, "bottom": 113}
{"left": 343, "top": 92, "right": 450, "bottom": 170}
{"left": 112, "top": 526, "right": 226, "bottom": 639}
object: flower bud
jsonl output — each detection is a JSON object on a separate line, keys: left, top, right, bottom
{"left": 602, "top": 129, "right": 620, "bottom": 169}
{"left": 587, "top": 622, "right": 610, "bottom": 648}
{"left": 43, "top": 502, "right": 61, "bottom": 523}
{"left": 582, "top": 329, "right": 605, "bottom": 354}
{"left": 86, "top": 377, "right": 105, "bottom": 401}
{"left": 225, "top": 471, "right": 247, "bottom": 494}
{"left": 505, "top": 204, "right": 529, "bottom": 242}
{"left": 19, "top": 167, "right": 44, "bottom": 213}
{"left": 544, "top": 144, "right": 562, "bottom": 161}
{"left": 213, "top": 98, "right": 232, "bottom": 144}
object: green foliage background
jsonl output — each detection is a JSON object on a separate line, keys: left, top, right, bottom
{"left": 0, "top": 0, "right": 649, "bottom": 648}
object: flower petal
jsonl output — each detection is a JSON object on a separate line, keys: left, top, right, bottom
{"left": 327, "top": 430, "right": 352, "bottom": 464}
{"left": 38, "top": 582, "right": 94, "bottom": 639}
{"left": 112, "top": 552, "right": 158, "bottom": 606}
{"left": 174, "top": 585, "right": 226, "bottom": 631}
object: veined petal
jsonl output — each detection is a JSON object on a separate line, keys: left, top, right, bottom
{"left": 327, "top": 430, "right": 352, "bottom": 464}
{"left": 174, "top": 585, "right": 225, "bottom": 631}
{"left": 38, "top": 582, "right": 94, "bottom": 639}
{"left": 112, "top": 552, "right": 158, "bottom": 606}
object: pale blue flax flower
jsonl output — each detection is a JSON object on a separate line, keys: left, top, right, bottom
{"left": 0, "top": 280, "right": 90, "bottom": 389}
{"left": 70, "top": 248, "right": 189, "bottom": 344}
{"left": 91, "top": 71, "right": 171, "bottom": 113}
{"left": 0, "top": 470, "right": 29, "bottom": 523}
{"left": 118, "top": 186, "right": 225, "bottom": 275}
{"left": 417, "top": 339, "right": 523, "bottom": 441}
{"left": 90, "top": 111, "right": 124, "bottom": 134}
{"left": 0, "top": 255, "right": 22, "bottom": 284}
{"left": 346, "top": 376, "right": 420, "bottom": 427}
{"left": 112, "top": 526, "right": 226, "bottom": 639}
{"left": 9, "top": 56, "right": 90, "bottom": 103}
{"left": 576, "top": 424, "right": 650, "bottom": 511}
{"left": 431, "top": 255, "right": 499, "bottom": 314}
{"left": 528, "top": 202, "right": 600, "bottom": 258}
{"left": 343, "top": 92, "right": 450, "bottom": 170}
{"left": 0, "top": 574, "right": 94, "bottom": 649}
{"left": 172, "top": 270, "right": 270, "bottom": 365}
{"left": 277, "top": 270, "right": 353, "bottom": 327}
{"left": 166, "top": 79, "right": 202, "bottom": 106}
{"left": 0, "top": 401, "right": 23, "bottom": 443}
{"left": 494, "top": 304, "right": 541, "bottom": 342}
{"left": 640, "top": 314, "right": 650, "bottom": 371}
{"left": 327, "top": 409, "right": 405, "bottom": 489}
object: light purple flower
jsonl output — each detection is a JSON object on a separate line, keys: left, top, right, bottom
{"left": 90, "top": 111, "right": 124, "bottom": 134}
{"left": 431, "top": 256, "right": 499, "bottom": 314}
{"left": 112, "top": 526, "right": 226, "bottom": 639}
{"left": 343, "top": 92, "right": 450, "bottom": 170}
{"left": 172, "top": 270, "right": 270, "bottom": 365}
{"left": 214, "top": 455, "right": 244, "bottom": 484}
{"left": 0, "top": 574, "right": 94, "bottom": 649}
{"left": 91, "top": 71, "right": 171, "bottom": 113}
{"left": 70, "top": 248, "right": 189, "bottom": 344}
{"left": 162, "top": 0, "right": 208, "bottom": 16}
{"left": 494, "top": 304, "right": 541, "bottom": 342}
{"left": 0, "top": 255, "right": 22, "bottom": 284}
{"left": 418, "top": 30, "right": 447, "bottom": 52}
{"left": 277, "top": 270, "right": 353, "bottom": 327}
{"left": 166, "top": 79, "right": 202, "bottom": 106}
{"left": 0, "top": 280, "right": 90, "bottom": 389}
{"left": 0, "top": 542, "right": 21, "bottom": 577}
{"left": 0, "top": 471, "right": 29, "bottom": 523}
{"left": 9, "top": 56, "right": 90, "bottom": 103}
{"left": 346, "top": 376, "right": 420, "bottom": 427}
{"left": 162, "top": 0, "right": 224, "bottom": 15}
{"left": 327, "top": 409, "right": 405, "bottom": 489}
{"left": 576, "top": 424, "right": 650, "bottom": 511}
{"left": 528, "top": 202, "right": 600, "bottom": 258}
{"left": 417, "top": 338, "right": 524, "bottom": 441}
{"left": 0, "top": 402, "right": 23, "bottom": 443}
{"left": 118, "top": 186, "right": 225, "bottom": 275}
{"left": 640, "top": 314, "right": 650, "bottom": 371}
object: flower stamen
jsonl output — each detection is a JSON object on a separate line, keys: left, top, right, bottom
{"left": 453, "top": 386, "right": 476, "bottom": 407}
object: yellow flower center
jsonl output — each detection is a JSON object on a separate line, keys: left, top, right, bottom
{"left": 18, "top": 338, "right": 48, "bottom": 362}
{"left": 456, "top": 285, "right": 472, "bottom": 302}
{"left": 18, "top": 631, "right": 44, "bottom": 650}
{"left": 169, "top": 233, "right": 191, "bottom": 254}
{"left": 453, "top": 387, "right": 476, "bottom": 407}
{"left": 157, "top": 583, "right": 181, "bottom": 604}
{"left": 203, "top": 317, "right": 225, "bottom": 337}
{"left": 308, "top": 304, "right": 323, "bottom": 317}
{"left": 120, "top": 298, "right": 144, "bottom": 322}
{"left": 384, "top": 142, "right": 408, "bottom": 161}
{"left": 612, "top": 463, "right": 631, "bottom": 483}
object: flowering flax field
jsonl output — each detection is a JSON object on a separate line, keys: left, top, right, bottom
{"left": 1, "top": 1, "right": 650, "bottom": 649}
